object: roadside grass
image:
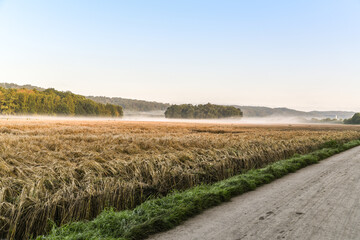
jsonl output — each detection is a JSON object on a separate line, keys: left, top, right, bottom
{"left": 38, "top": 139, "right": 360, "bottom": 240}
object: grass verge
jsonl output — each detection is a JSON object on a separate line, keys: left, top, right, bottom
{"left": 38, "top": 139, "right": 360, "bottom": 240}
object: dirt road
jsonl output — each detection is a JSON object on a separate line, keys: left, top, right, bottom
{"left": 150, "top": 146, "right": 360, "bottom": 240}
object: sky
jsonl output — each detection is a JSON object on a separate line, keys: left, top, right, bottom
{"left": 0, "top": 0, "right": 359, "bottom": 111}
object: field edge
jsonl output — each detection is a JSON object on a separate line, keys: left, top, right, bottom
{"left": 38, "top": 139, "right": 360, "bottom": 240}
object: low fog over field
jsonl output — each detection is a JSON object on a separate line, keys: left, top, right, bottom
{"left": 0, "top": 113, "right": 330, "bottom": 125}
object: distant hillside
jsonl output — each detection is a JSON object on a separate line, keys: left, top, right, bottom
{"left": 87, "top": 96, "right": 170, "bottom": 112}
{"left": 0, "top": 83, "right": 355, "bottom": 118}
{"left": 0, "top": 87, "right": 122, "bottom": 116}
{"left": 0, "top": 82, "right": 45, "bottom": 91}
{"left": 236, "top": 106, "right": 355, "bottom": 119}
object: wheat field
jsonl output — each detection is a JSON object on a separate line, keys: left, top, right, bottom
{"left": 0, "top": 119, "right": 360, "bottom": 239}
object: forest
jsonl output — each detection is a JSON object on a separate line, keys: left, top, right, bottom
{"left": 0, "top": 83, "right": 167, "bottom": 112}
{"left": 0, "top": 87, "right": 123, "bottom": 116}
{"left": 344, "top": 113, "right": 360, "bottom": 124}
{"left": 165, "top": 103, "right": 243, "bottom": 119}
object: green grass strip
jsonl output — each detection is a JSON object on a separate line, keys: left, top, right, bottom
{"left": 38, "top": 139, "right": 360, "bottom": 240}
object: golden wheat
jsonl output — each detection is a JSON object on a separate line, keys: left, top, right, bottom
{"left": 0, "top": 119, "right": 360, "bottom": 239}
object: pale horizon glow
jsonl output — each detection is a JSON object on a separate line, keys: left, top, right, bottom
{"left": 0, "top": 0, "right": 359, "bottom": 112}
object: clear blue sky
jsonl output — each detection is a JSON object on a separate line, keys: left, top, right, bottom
{"left": 0, "top": 0, "right": 359, "bottom": 111}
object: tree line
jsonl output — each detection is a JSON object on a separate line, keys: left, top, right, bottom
{"left": 165, "top": 103, "right": 243, "bottom": 119}
{"left": 87, "top": 96, "right": 170, "bottom": 112}
{"left": 344, "top": 113, "right": 360, "bottom": 124}
{"left": 0, "top": 83, "right": 168, "bottom": 112}
{"left": 0, "top": 87, "right": 123, "bottom": 116}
